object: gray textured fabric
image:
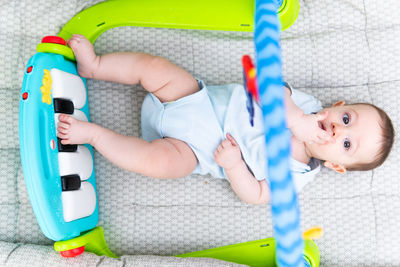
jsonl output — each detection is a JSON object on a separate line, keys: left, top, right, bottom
{"left": 0, "top": 241, "right": 244, "bottom": 267}
{"left": 1, "top": 0, "right": 400, "bottom": 266}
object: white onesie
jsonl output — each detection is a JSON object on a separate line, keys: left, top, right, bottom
{"left": 141, "top": 80, "right": 322, "bottom": 192}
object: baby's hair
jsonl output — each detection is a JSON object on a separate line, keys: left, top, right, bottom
{"left": 346, "top": 103, "right": 395, "bottom": 171}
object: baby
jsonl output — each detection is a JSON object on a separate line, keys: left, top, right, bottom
{"left": 57, "top": 34, "right": 395, "bottom": 204}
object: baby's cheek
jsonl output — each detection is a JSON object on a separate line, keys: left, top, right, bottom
{"left": 321, "top": 142, "right": 339, "bottom": 158}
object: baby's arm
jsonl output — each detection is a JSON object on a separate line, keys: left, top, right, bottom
{"left": 224, "top": 161, "right": 270, "bottom": 205}
{"left": 214, "top": 134, "right": 270, "bottom": 204}
{"left": 284, "top": 87, "right": 333, "bottom": 144}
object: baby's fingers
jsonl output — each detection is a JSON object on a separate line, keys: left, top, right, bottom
{"left": 226, "top": 133, "right": 238, "bottom": 146}
{"left": 315, "top": 110, "right": 329, "bottom": 121}
{"left": 213, "top": 150, "right": 219, "bottom": 159}
{"left": 216, "top": 144, "right": 223, "bottom": 153}
{"left": 316, "top": 131, "right": 334, "bottom": 144}
{"left": 220, "top": 139, "right": 232, "bottom": 149}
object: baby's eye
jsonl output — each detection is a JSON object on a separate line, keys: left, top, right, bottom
{"left": 343, "top": 113, "right": 350, "bottom": 125}
{"left": 344, "top": 138, "right": 351, "bottom": 150}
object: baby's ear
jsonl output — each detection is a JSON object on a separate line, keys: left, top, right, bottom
{"left": 332, "top": 100, "right": 346, "bottom": 107}
{"left": 323, "top": 161, "right": 347, "bottom": 174}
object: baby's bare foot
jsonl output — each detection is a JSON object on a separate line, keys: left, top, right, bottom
{"left": 67, "top": 34, "right": 99, "bottom": 78}
{"left": 57, "top": 114, "right": 94, "bottom": 145}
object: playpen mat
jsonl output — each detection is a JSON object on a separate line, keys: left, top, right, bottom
{"left": 0, "top": 0, "right": 399, "bottom": 266}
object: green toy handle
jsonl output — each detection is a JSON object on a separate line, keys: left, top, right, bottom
{"left": 58, "top": 0, "right": 299, "bottom": 44}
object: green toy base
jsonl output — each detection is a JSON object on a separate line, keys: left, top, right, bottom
{"left": 54, "top": 227, "right": 117, "bottom": 258}
{"left": 177, "top": 238, "right": 320, "bottom": 267}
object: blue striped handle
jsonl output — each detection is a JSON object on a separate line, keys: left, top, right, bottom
{"left": 254, "top": 0, "right": 305, "bottom": 266}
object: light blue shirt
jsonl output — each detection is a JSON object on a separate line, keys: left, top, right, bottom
{"left": 208, "top": 82, "right": 322, "bottom": 192}
{"left": 141, "top": 81, "right": 322, "bottom": 193}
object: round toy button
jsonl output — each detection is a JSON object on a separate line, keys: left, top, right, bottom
{"left": 41, "top": 36, "right": 66, "bottom": 45}
{"left": 60, "top": 246, "right": 85, "bottom": 257}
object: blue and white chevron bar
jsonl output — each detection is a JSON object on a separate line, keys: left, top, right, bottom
{"left": 254, "top": 0, "right": 305, "bottom": 266}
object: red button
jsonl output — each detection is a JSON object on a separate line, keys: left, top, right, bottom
{"left": 50, "top": 139, "right": 56, "bottom": 150}
{"left": 26, "top": 66, "right": 33, "bottom": 73}
{"left": 41, "top": 36, "right": 66, "bottom": 45}
{"left": 22, "top": 92, "right": 28, "bottom": 100}
{"left": 60, "top": 246, "right": 85, "bottom": 258}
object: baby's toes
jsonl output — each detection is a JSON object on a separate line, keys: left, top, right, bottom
{"left": 68, "top": 34, "right": 84, "bottom": 44}
{"left": 60, "top": 138, "right": 71, "bottom": 145}
{"left": 57, "top": 127, "right": 69, "bottom": 135}
{"left": 57, "top": 121, "right": 69, "bottom": 129}
{"left": 67, "top": 38, "right": 79, "bottom": 49}
{"left": 71, "top": 34, "right": 83, "bottom": 40}
{"left": 57, "top": 132, "right": 69, "bottom": 141}
{"left": 58, "top": 114, "right": 74, "bottom": 124}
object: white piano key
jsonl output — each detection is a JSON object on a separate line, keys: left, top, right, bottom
{"left": 61, "top": 181, "right": 96, "bottom": 222}
{"left": 51, "top": 68, "right": 87, "bottom": 109}
{"left": 70, "top": 109, "right": 88, "bottom": 122}
{"left": 58, "top": 145, "right": 93, "bottom": 181}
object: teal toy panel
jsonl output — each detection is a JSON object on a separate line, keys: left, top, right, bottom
{"left": 19, "top": 52, "right": 98, "bottom": 241}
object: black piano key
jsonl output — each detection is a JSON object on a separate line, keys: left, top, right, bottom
{"left": 54, "top": 98, "right": 74, "bottom": 114}
{"left": 61, "top": 174, "right": 81, "bottom": 191}
{"left": 57, "top": 137, "right": 77, "bottom": 152}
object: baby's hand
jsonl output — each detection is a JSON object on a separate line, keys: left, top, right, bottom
{"left": 214, "top": 134, "right": 243, "bottom": 170}
{"left": 291, "top": 111, "right": 334, "bottom": 144}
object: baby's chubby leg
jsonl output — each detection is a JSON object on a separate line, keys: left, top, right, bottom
{"left": 68, "top": 34, "right": 199, "bottom": 102}
{"left": 64, "top": 35, "right": 199, "bottom": 177}
{"left": 57, "top": 114, "right": 198, "bottom": 178}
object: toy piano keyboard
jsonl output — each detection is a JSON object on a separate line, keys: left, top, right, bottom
{"left": 19, "top": 36, "right": 115, "bottom": 258}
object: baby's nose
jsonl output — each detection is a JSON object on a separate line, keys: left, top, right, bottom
{"left": 331, "top": 123, "right": 343, "bottom": 138}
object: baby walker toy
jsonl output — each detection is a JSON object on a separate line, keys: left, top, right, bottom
{"left": 19, "top": 0, "right": 319, "bottom": 265}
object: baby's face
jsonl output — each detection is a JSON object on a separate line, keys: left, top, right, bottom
{"left": 306, "top": 102, "right": 382, "bottom": 170}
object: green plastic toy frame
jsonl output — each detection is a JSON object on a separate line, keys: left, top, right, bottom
{"left": 46, "top": 0, "right": 299, "bottom": 61}
{"left": 177, "top": 238, "right": 320, "bottom": 267}
{"left": 52, "top": 0, "right": 317, "bottom": 266}
{"left": 58, "top": 0, "right": 299, "bottom": 44}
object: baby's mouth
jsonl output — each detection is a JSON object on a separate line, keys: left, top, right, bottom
{"left": 319, "top": 121, "right": 334, "bottom": 142}
{"left": 319, "top": 121, "right": 325, "bottom": 131}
